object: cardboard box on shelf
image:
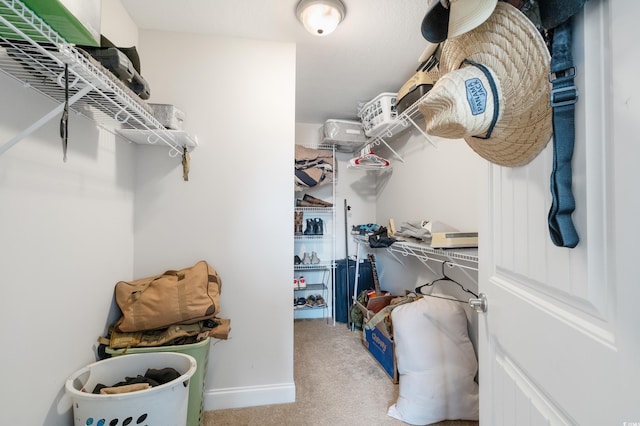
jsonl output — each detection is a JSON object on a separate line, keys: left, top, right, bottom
{"left": 354, "top": 292, "right": 395, "bottom": 321}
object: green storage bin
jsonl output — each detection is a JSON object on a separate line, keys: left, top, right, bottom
{"left": 106, "top": 338, "right": 210, "bottom": 426}
{"left": 0, "top": 0, "right": 101, "bottom": 46}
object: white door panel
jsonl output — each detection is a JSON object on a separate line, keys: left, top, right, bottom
{"left": 479, "top": 0, "right": 640, "bottom": 424}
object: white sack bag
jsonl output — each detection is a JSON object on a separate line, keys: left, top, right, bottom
{"left": 387, "top": 296, "right": 479, "bottom": 425}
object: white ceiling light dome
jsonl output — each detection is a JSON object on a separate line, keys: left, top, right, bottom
{"left": 296, "top": 0, "right": 346, "bottom": 36}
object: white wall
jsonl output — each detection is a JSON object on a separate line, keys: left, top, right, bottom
{"left": 0, "top": 70, "right": 136, "bottom": 426}
{"left": 133, "top": 31, "right": 296, "bottom": 409}
{"left": 0, "top": 4, "right": 140, "bottom": 425}
{"left": 375, "top": 131, "right": 482, "bottom": 233}
{"left": 101, "top": 0, "right": 139, "bottom": 46}
{"left": 0, "top": 3, "right": 157, "bottom": 425}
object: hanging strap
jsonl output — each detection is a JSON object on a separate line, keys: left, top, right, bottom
{"left": 547, "top": 20, "right": 580, "bottom": 248}
{"left": 60, "top": 63, "right": 69, "bottom": 162}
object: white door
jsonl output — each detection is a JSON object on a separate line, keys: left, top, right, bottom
{"left": 478, "top": 1, "right": 640, "bottom": 424}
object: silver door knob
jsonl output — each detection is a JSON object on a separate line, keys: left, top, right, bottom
{"left": 468, "top": 293, "right": 488, "bottom": 313}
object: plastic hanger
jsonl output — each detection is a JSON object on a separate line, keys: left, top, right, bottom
{"left": 348, "top": 145, "right": 391, "bottom": 170}
{"left": 415, "top": 261, "right": 478, "bottom": 303}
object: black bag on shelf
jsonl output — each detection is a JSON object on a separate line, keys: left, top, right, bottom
{"left": 78, "top": 35, "right": 150, "bottom": 100}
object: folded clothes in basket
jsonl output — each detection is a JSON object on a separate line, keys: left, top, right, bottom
{"left": 92, "top": 367, "right": 181, "bottom": 394}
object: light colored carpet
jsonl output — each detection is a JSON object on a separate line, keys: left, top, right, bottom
{"left": 205, "top": 319, "right": 479, "bottom": 426}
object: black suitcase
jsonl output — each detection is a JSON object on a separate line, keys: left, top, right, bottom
{"left": 80, "top": 45, "right": 150, "bottom": 100}
{"left": 335, "top": 258, "right": 374, "bottom": 324}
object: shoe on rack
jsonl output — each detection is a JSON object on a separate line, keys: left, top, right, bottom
{"left": 293, "top": 278, "right": 299, "bottom": 289}
{"left": 296, "top": 199, "right": 317, "bottom": 207}
{"left": 351, "top": 223, "right": 380, "bottom": 236}
{"left": 310, "top": 252, "right": 320, "bottom": 264}
{"left": 302, "top": 253, "right": 311, "bottom": 265}
{"left": 294, "top": 255, "right": 302, "bottom": 265}
{"left": 305, "top": 294, "right": 317, "bottom": 307}
{"left": 314, "top": 218, "right": 324, "bottom": 235}
{"left": 296, "top": 297, "right": 307, "bottom": 307}
{"left": 315, "top": 295, "right": 326, "bottom": 307}
{"left": 294, "top": 211, "right": 304, "bottom": 235}
{"left": 303, "top": 194, "right": 333, "bottom": 207}
{"left": 303, "top": 218, "right": 314, "bottom": 235}
{"left": 298, "top": 276, "right": 307, "bottom": 288}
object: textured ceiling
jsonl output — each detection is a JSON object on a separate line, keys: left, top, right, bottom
{"left": 121, "top": 0, "right": 429, "bottom": 124}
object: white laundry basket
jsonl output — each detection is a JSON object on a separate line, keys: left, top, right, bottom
{"left": 358, "top": 92, "right": 398, "bottom": 136}
{"left": 65, "top": 352, "right": 197, "bottom": 426}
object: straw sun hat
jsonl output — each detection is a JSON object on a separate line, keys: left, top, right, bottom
{"left": 419, "top": 1, "right": 552, "bottom": 167}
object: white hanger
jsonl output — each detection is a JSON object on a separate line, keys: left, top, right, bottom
{"left": 348, "top": 145, "right": 391, "bottom": 170}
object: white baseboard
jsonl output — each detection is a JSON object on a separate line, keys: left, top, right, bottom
{"left": 204, "top": 382, "right": 296, "bottom": 410}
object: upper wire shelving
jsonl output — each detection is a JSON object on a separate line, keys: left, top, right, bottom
{"left": 353, "top": 234, "right": 478, "bottom": 271}
{"left": 348, "top": 90, "right": 440, "bottom": 165}
{"left": 0, "top": 0, "right": 196, "bottom": 157}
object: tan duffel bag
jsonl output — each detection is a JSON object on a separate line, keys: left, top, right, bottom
{"left": 115, "top": 260, "right": 221, "bottom": 332}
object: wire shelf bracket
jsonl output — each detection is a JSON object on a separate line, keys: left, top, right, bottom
{"left": 0, "top": 84, "right": 91, "bottom": 155}
{"left": 348, "top": 90, "right": 441, "bottom": 166}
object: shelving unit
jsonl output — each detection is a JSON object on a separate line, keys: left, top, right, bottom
{"left": 293, "top": 265, "right": 331, "bottom": 312}
{"left": 351, "top": 235, "right": 478, "bottom": 309}
{"left": 293, "top": 206, "right": 335, "bottom": 321}
{"left": 116, "top": 129, "right": 198, "bottom": 149}
{"left": 347, "top": 90, "right": 440, "bottom": 164}
{"left": 386, "top": 239, "right": 478, "bottom": 269}
{"left": 353, "top": 234, "right": 477, "bottom": 263}
{"left": 293, "top": 145, "right": 336, "bottom": 323}
{"left": 0, "top": 0, "right": 196, "bottom": 157}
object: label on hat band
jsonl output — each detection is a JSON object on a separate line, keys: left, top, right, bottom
{"left": 465, "top": 78, "right": 487, "bottom": 116}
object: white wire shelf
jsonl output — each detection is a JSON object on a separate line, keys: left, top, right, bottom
{"left": 364, "top": 91, "right": 436, "bottom": 146}
{"left": 293, "top": 304, "right": 327, "bottom": 310}
{"left": 353, "top": 234, "right": 478, "bottom": 265}
{"left": 388, "top": 239, "right": 478, "bottom": 264}
{"left": 294, "top": 234, "right": 332, "bottom": 241}
{"left": 294, "top": 206, "right": 335, "bottom": 213}
{"left": 0, "top": 0, "right": 195, "bottom": 157}
{"left": 116, "top": 129, "right": 198, "bottom": 148}
{"left": 294, "top": 261, "right": 334, "bottom": 270}
{"left": 293, "top": 283, "right": 326, "bottom": 291}
{"left": 346, "top": 90, "right": 440, "bottom": 166}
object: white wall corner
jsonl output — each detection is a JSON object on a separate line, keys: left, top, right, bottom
{"left": 101, "top": 0, "right": 139, "bottom": 46}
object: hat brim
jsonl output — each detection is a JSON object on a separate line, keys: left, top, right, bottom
{"left": 448, "top": 0, "right": 498, "bottom": 39}
{"left": 438, "top": 2, "right": 552, "bottom": 167}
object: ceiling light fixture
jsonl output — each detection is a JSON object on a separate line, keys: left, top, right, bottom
{"left": 296, "top": 0, "right": 346, "bottom": 36}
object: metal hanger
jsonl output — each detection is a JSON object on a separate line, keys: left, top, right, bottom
{"left": 415, "top": 260, "right": 478, "bottom": 303}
